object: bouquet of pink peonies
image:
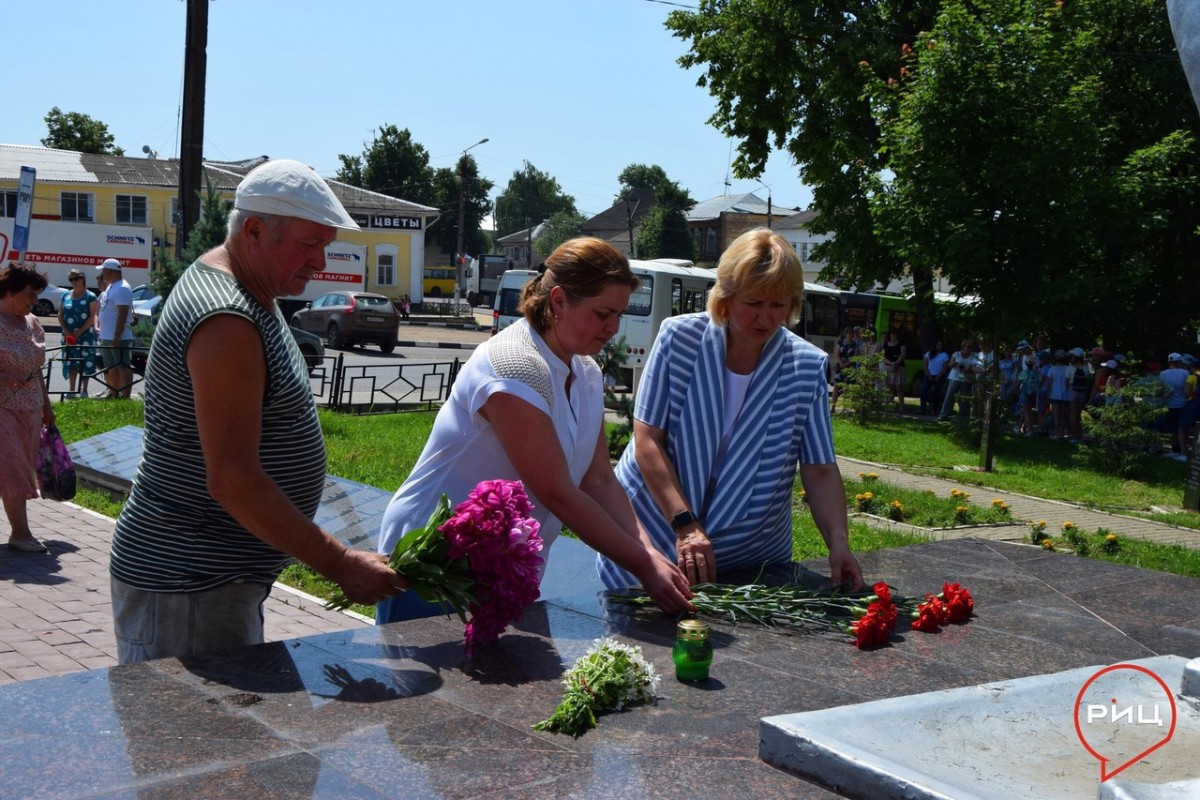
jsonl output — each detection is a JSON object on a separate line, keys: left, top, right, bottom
{"left": 327, "top": 479, "right": 545, "bottom": 654}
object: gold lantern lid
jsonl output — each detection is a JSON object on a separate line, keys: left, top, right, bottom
{"left": 676, "top": 618, "right": 710, "bottom": 641}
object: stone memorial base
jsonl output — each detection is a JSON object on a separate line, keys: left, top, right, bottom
{"left": 761, "top": 655, "right": 1200, "bottom": 799}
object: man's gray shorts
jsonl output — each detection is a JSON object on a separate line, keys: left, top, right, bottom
{"left": 101, "top": 339, "right": 132, "bottom": 369}
{"left": 110, "top": 576, "right": 272, "bottom": 665}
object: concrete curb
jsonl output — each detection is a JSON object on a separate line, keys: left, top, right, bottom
{"left": 394, "top": 339, "right": 478, "bottom": 350}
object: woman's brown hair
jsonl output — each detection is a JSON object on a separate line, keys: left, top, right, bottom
{"left": 0, "top": 264, "right": 49, "bottom": 297}
{"left": 519, "top": 237, "right": 639, "bottom": 333}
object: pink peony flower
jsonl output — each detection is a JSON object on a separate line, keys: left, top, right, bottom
{"left": 438, "top": 480, "right": 544, "bottom": 654}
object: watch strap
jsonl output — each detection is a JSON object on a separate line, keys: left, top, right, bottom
{"left": 671, "top": 510, "right": 697, "bottom": 532}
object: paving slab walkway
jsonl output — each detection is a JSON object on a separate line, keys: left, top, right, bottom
{"left": 0, "top": 499, "right": 368, "bottom": 686}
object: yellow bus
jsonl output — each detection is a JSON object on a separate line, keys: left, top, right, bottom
{"left": 422, "top": 267, "right": 457, "bottom": 297}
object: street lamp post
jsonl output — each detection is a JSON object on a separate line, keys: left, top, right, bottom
{"left": 755, "top": 179, "right": 773, "bottom": 229}
{"left": 456, "top": 137, "right": 489, "bottom": 307}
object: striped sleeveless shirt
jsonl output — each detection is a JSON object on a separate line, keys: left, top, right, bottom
{"left": 109, "top": 261, "right": 326, "bottom": 592}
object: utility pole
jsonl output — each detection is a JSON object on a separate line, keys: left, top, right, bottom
{"left": 177, "top": 0, "right": 209, "bottom": 258}
{"left": 455, "top": 138, "right": 488, "bottom": 306}
{"left": 623, "top": 191, "right": 641, "bottom": 258}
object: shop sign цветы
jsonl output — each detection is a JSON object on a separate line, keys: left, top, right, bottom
{"left": 350, "top": 213, "right": 422, "bottom": 230}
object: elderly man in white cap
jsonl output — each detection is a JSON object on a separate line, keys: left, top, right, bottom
{"left": 95, "top": 257, "right": 134, "bottom": 398}
{"left": 108, "top": 160, "right": 405, "bottom": 664}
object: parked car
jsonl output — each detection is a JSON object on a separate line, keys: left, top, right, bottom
{"left": 289, "top": 325, "right": 325, "bottom": 373}
{"left": 130, "top": 284, "right": 159, "bottom": 312}
{"left": 34, "top": 285, "right": 70, "bottom": 317}
{"left": 131, "top": 298, "right": 326, "bottom": 376}
{"left": 491, "top": 269, "right": 538, "bottom": 335}
{"left": 290, "top": 291, "right": 399, "bottom": 353}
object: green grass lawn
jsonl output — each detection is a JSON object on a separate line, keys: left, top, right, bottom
{"left": 50, "top": 399, "right": 1200, "bottom": 602}
{"left": 832, "top": 416, "right": 1192, "bottom": 516}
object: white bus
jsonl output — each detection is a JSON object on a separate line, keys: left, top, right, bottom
{"left": 616, "top": 259, "right": 716, "bottom": 391}
{"left": 797, "top": 282, "right": 843, "bottom": 357}
{"left": 465, "top": 254, "right": 516, "bottom": 307}
{"left": 612, "top": 262, "right": 847, "bottom": 391}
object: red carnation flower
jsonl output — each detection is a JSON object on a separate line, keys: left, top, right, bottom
{"left": 850, "top": 610, "right": 891, "bottom": 649}
{"left": 911, "top": 594, "right": 947, "bottom": 632}
{"left": 941, "top": 582, "right": 974, "bottom": 624}
{"left": 868, "top": 598, "right": 899, "bottom": 631}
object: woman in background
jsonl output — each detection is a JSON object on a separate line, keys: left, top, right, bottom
{"left": 57, "top": 269, "right": 98, "bottom": 398}
{"left": 0, "top": 265, "right": 56, "bottom": 553}
{"left": 882, "top": 329, "right": 907, "bottom": 413}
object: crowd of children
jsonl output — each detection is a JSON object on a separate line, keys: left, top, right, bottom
{"left": 831, "top": 327, "right": 1200, "bottom": 460}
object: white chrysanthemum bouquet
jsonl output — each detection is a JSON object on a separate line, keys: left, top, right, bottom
{"left": 533, "top": 637, "right": 660, "bottom": 737}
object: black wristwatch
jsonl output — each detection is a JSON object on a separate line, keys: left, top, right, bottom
{"left": 670, "top": 509, "right": 698, "bottom": 532}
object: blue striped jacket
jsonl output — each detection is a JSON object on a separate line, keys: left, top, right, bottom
{"left": 597, "top": 313, "right": 834, "bottom": 588}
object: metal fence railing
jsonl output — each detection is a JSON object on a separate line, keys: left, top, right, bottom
{"left": 323, "top": 353, "right": 461, "bottom": 414}
{"left": 40, "top": 347, "right": 460, "bottom": 413}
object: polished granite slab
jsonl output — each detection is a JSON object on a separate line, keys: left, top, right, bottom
{"left": 67, "top": 426, "right": 389, "bottom": 553}
{"left": 2, "top": 538, "right": 1198, "bottom": 800}
{"left": 761, "top": 655, "right": 1200, "bottom": 799}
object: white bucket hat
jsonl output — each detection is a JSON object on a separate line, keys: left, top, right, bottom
{"left": 234, "top": 159, "right": 359, "bottom": 230}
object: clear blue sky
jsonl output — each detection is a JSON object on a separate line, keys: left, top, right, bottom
{"left": 6, "top": 0, "right": 813, "bottom": 223}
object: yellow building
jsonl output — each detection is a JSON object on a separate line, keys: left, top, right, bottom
{"left": 0, "top": 143, "right": 439, "bottom": 304}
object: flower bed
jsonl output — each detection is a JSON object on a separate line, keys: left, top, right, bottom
{"left": 838, "top": 478, "right": 1023, "bottom": 530}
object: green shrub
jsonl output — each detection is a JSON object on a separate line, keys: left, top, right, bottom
{"left": 1077, "top": 383, "right": 1167, "bottom": 477}
{"left": 596, "top": 335, "right": 633, "bottom": 459}
{"left": 840, "top": 351, "right": 890, "bottom": 423}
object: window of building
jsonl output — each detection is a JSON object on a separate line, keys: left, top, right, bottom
{"left": 704, "top": 227, "right": 718, "bottom": 260}
{"left": 170, "top": 196, "right": 180, "bottom": 226}
{"left": 115, "top": 194, "right": 149, "bottom": 225}
{"left": 376, "top": 252, "right": 396, "bottom": 286}
{"left": 60, "top": 192, "right": 95, "bottom": 222}
{"left": 0, "top": 191, "right": 16, "bottom": 218}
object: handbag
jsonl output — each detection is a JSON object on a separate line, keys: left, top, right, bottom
{"left": 35, "top": 424, "right": 77, "bottom": 502}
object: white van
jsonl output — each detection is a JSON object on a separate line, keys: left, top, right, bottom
{"left": 491, "top": 269, "right": 538, "bottom": 335}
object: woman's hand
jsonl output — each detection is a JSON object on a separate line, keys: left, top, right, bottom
{"left": 828, "top": 545, "right": 865, "bottom": 592}
{"left": 676, "top": 525, "right": 717, "bottom": 584}
{"left": 637, "top": 554, "right": 694, "bottom": 614}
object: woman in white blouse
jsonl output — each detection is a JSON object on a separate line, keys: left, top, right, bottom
{"left": 377, "top": 237, "right": 692, "bottom": 623}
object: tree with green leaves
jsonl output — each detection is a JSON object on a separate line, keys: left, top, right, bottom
{"left": 616, "top": 163, "right": 694, "bottom": 213}
{"left": 635, "top": 206, "right": 697, "bottom": 261}
{"left": 41, "top": 107, "right": 124, "bottom": 155}
{"left": 668, "top": 0, "right": 943, "bottom": 349}
{"left": 335, "top": 125, "right": 435, "bottom": 206}
{"left": 865, "top": 0, "right": 1200, "bottom": 357}
{"left": 495, "top": 162, "right": 576, "bottom": 237}
{"left": 154, "top": 176, "right": 231, "bottom": 299}
{"left": 429, "top": 155, "right": 493, "bottom": 259}
{"left": 668, "top": 0, "right": 1200, "bottom": 357}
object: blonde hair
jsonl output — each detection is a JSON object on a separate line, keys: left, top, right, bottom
{"left": 519, "top": 237, "right": 639, "bottom": 333}
{"left": 706, "top": 228, "right": 804, "bottom": 326}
